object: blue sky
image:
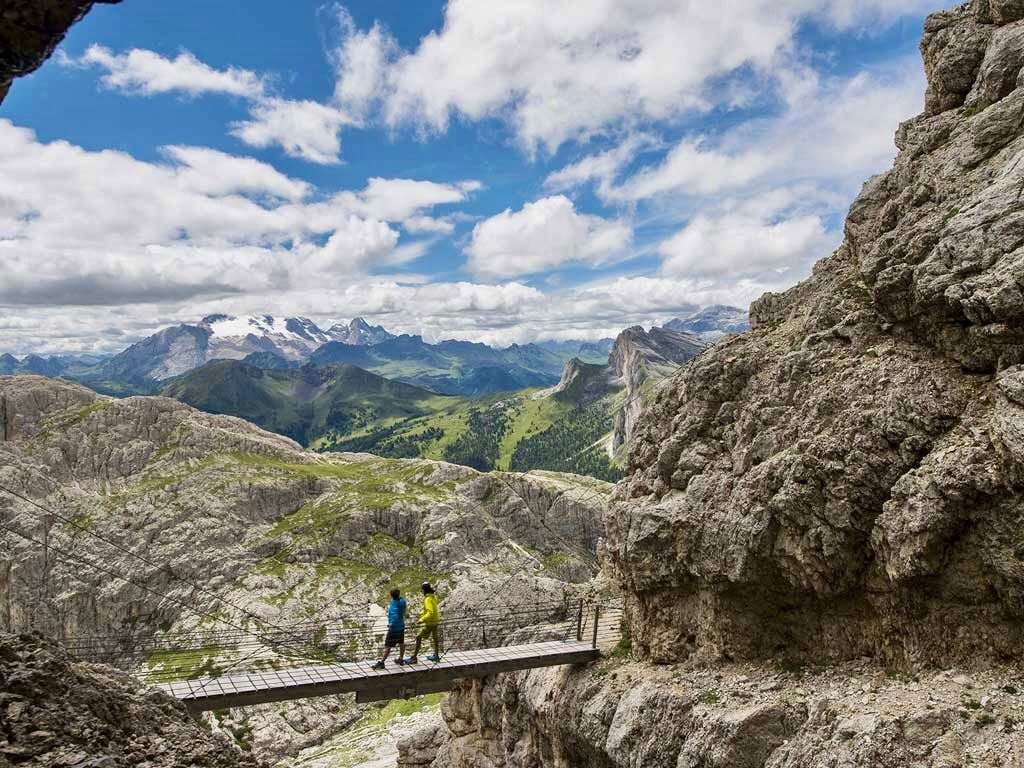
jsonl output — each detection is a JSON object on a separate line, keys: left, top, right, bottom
{"left": 0, "top": 0, "right": 945, "bottom": 353}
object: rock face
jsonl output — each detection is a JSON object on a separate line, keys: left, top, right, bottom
{"left": 418, "top": 659, "right": 1024, "bottom": 768}
{"left": 101, "top": 324, "right": 212, "bottom": 382}
{"left": 607, "top": 326, "right": 708, "bottom": 453}
{"left": 0, "top": 374, "right": 609, "bottom": 762}
{"left": 607, "top": 0, "right": 1024, "bottom": 670}
{"left": 551, "top": 358, "right": 618, "bottom": 403}
{"left": 0, "top": 0, "right": 121, "bottom": 104}
{"left": 602, "top": 2, "right": 1024, "bottom": 674}
{"left": 0, "top": 631, "right": 260, "bottom": 768}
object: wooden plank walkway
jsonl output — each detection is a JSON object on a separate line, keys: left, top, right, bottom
{"left": 157, "top": 640, "right": 598, "bottom": 712}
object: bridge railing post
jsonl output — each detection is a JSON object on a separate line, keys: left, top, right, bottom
{"left": 575, "top": 599, "right": 584, "bottom": 642}
{"left": 591, "top": 605, "right": 600, "bottom": 649}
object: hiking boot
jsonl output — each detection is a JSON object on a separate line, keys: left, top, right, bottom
{"left": 395, "top": 658, "right": 405, "bottom": 666}
{"left": 426, "top": 654, "right": 441, "bottom": 663}
{"left": 371, "top": 661, "right": 386, "bottom": 670}
{"left": 402, "top": 657, "right": 417, "bottom": 665}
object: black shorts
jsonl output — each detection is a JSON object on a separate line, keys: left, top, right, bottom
{"left": 385, "top": 628, "right": 405, "bottom": 647}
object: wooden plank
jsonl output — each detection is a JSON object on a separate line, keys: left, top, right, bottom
{"left": 168, "top": 643, "right": 598, "bottom": 713}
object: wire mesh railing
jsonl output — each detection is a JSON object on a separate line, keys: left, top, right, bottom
{"left": 64, "top": 597, "right": 624, "bottom": 686}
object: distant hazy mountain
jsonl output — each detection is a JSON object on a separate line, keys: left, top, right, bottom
{"left": 1, "top": 307, "right": 740, "bottom": 402}
{"left": 94, "top": 324, "right": 212, "bottom": 385}
{"left": 536, "top": 339, "right": 615, "bottom": 363}
{"left": 664, "top": 305, "right": 749, "bottom": 340}
{"left": 163, "top": 360, "right": 450, "bottom": 445}
{"left": 66, "top": 315, "right": 400, "bottom": 394}
{"left": 0, "top": 353, "right": 19, "bottom": 375}
{"left": 0, "top": 353, "right": 107, "bottom": 378}
{"left": 310, "top": 335, "right": 564, "bottom": 396}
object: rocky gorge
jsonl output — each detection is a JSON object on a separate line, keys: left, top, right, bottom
{"left": 0, "top": 374, "right": 609, "bottom": 765}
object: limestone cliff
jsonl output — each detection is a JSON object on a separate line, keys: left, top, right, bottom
{"left": 607, "top": 326, "right": 707, "bottom": 454}
{"left": 608, "top": 0, "right": 1024, "bottom": 670}
{"left": 416, "top": 2, "right": 1024, "bottom": 766}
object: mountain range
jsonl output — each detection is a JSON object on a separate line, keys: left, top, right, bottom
{"left": 161, "top": 321, "right": 711, "bottom": 480}
{"left": 2, "top": 309, "right": 740, "bottom": 398}
{"left": 0, "top": 311, "right": 733, "bottom": 480}
{"left": 663, "top": 304, "right": 749, "bottom": 339}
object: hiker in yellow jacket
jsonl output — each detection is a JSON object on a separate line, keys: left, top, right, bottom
{"left": 404, "top": 581, "right": 441, "bottom": 664}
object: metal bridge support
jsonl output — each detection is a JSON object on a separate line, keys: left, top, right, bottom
{"left": 591, "top": 605, "right": 600, "bottom": 648}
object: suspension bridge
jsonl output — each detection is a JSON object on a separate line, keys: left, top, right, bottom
{"left": 0, "top": 468, "right": 624, "bottom": 713}
{"left": 62, "top": 599, "right": 622, "bottom": 712}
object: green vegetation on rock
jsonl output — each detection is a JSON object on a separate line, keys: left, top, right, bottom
{"left": 509, "top": 397, "right": 622, "bottom": 481}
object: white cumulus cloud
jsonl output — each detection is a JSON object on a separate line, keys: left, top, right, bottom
{"left": 229, "top": 98, "right": 355, "bottom": 165}
{"left": 465, "top": 196, "right": 633, "bottom": 280}
{"left": 74, "top": 44, "right": 267, "bottom": 98}
{"left": 0, "top": 121, "right": 448, "bottom": 306}
{"left": 659, "top": 213, "right": 835, "bottom": 280}
{"left": 327, "top": 0, "right": 934, "bottom": 154}
{"left": 68, "top": 45, "right": 356, "bottom": 164}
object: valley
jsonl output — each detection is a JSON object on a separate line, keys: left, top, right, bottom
{"left": 2, "top": 315, "right": 723, "bottom": 482}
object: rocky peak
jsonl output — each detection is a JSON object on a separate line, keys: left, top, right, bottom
{"left": 0, "top": 354, "right": 19, "bottom": 375}
{"left": 847, "top": 0, "right": 1024, "bottom": 373}
{"left": 19, "top": 354, "right": 63, "bottom": 377}
{"left": 100, "top": 323, "right": 212, "bottom": 382}
{"left": 327, "top": 317, "right": 395, "bottom": 346}
{"left": 608, "top": 326, "right": 707, "bottom": 381}
{"left": 551, "top": 357, "right": 616, "bottom": 404}
{"left": 607, "top": 326, "right": 708, "bottom": 455}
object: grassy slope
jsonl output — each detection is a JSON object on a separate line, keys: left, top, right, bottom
{"left": 163, "top": 358, "right": 625, "bottom": 480}
{"left": 324, "top": 389, "right": 574, "bottom": 471}
{"left": 163, "top": 361, "right": 459, "bottom": 445}
{"left": 495, "top": 394, "right": 571, "bottom": 470}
